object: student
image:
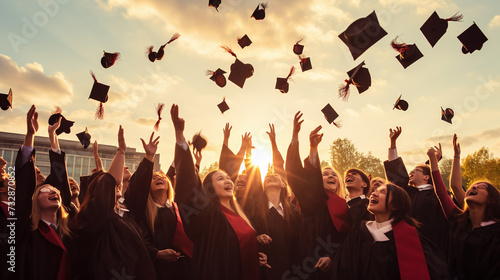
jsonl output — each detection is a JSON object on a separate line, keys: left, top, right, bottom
{"left": 171, "top": 104, "right": 269, "bottom": 280}
{"left": 344, "top": 167, "right": 373, "bottom": 225}
{"left": 285, "top": 112, "right": 350, "bottom": 280}
{"left": 124, "top": 131, "right": 194, "bottom": 280}
{"left": 331, "top": 183, "right": 450, "bottom": 279}
{"left": 428, "top": 137, "right": 500, "bottom": 279}
{"left": 69, "top": 126, "right": 157, "bottom": 279}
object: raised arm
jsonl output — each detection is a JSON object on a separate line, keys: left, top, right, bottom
{"left": 307, "top": 125, "right": 323, "bottom": 168}
{"left": 383, "top": 127, "right": 409, "bottom": 188}
{"left": 267, "top": 124, "right": 285, "bottom": 179}
{"left": 388, "top": 126, "right": 401, "bottom": 160}
{"left": 107, "top": 125, "right": 126, "bottom": 185}
{"left": 450, "top": 134, "right": 465, "bottom": 208}
{"left": 219, "top": 123, "right": 246, "bottom": 182}
{"left": 427, "top": 147, "right": 457, "bottom": 218}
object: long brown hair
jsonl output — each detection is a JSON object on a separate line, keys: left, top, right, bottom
{"left": 384, "top": 183, "right": 421, "bottom": 228}
{"left": 146, "top": 171, "right": 175, "bottom": 234}
{"left": 31, "top": 184, "right": 73, "bottom": 238}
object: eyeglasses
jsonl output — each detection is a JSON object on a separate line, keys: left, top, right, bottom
{"left": 471, "top": 184, "right": 488, "bottom": 190}
{"left": 410, "top": 169, "right": 424, "bottom": 174}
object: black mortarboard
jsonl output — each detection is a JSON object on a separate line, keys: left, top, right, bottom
{"left": 420, "top": 11, "right": 463, "bottom": 47}
{"left": 458, "top": 22, "right": 488, "bottom": 54}
{"left": 238, "top": 35, "right": 252, "bottom": 48}
{"left": 209, "top": 0, "right": 221, "bottom": 11}
{"left": 299, "top": 56, "right": 312, "bottom": 72}
{"left": 101, "top": 51, "right": 120, "bottom": 69}
{"left": 191, "top": 132, "right": 207, "bottom": 152}
{"left": 0, "top": 89, "right": 13, "bottom": 111}
{"left": 321, "top": 104, "right": 341, "bottom": 128}
{"left": 217, "top": 98, "right": 229, "bottom": 113}
{"left": 393, "top": 95, "right": 409, "bottom": 111}
{"left": 293, "top": 39, "right": 304, "bottom": 55}
{"left": 338, "top": 61, "right": 371, "bottom": 101}
{"left": 89, "top": 72, "right": 109, "bottom": 120}
{"left": 391, "top": 38, "right": 424, "bottom": 69}
{"left": 338, "top": 11, "right": 387, "bottom": 60}
{"left": 208, "top": 68, "right": 227, "bottom": 87}
{"left": 222, "top": 45, "right": 254, "bottom": 88}
{"left": 251, "top": 3, "right": 267, "bottom": 20}
{"left": 76, "top": 128, "right": 91, "bottom": 149}
{"left": 275, "top": 66, "right": 295, "bottom": 93}
{"left": 48, "top": 108, "right": 74, "bottom": 135}
{"left": 147, "top": 33, "right": 181, "bottom": 62}
{"left": 441, "top": 107, "right": 454, "bottom": 124}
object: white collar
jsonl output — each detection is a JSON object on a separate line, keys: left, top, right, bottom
{"left": 416, "top": 184, "right": 433, "bottom": 191}
{"left": 366, "top": 219, "right": 393, "bottom": 242}
{"left": 481, "top": 220, "right": 498, "bottom": 227}
{"left": 155, "top": 200, "right": 172, "bottom": 209}
{"left": 268, "top": 201, "right": 284, "bottom": 217}
{"left": 41, "top": 219, "right": 58, "bottom": 229}
{"left": 347, "top": 194, "right": 366, "bottom": 202}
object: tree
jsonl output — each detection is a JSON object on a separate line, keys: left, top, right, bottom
{"left": 439, "top": 158, "right": 453, "bottom": 190}
{"left": 461, "top": 147, "right": 500, "bottom": 189}
{"left": 198, "top": 161, "right": 219, "bottom": 181}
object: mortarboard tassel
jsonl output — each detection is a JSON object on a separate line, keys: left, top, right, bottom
{"left": 221, "top": 45, "right": 237, "bottom": 58}
{"left": 295, "top": 38, "right": 304, "bottom": 45}
{"left": 166, "top": 32, "right": 181, "bottom": 45}
{"left": 338, "top": 79, "right": 351, "bottom": 101}
{"left": 333, "top": 120, "right": 343, "bottom": 129}
{"left": 206, "top": 69, "right": 215, "bottom": 76}
{"left": 91, "top": 71, "right": 105, "bottom": 120}
{"left": 286, "top": 66, "right": 296, "bottom": 81}
{"left": 446, "top": 12, "right": 463, "bottom": 22}
{"left": 154, "top": 103, "right": 165, "bottom": 132}
{"left": 260, "top": 2, "right": 268, "bottom": 10}
{"left": 391, "top": 37, "right": 409, "bottom": 59}
{"left": 103, "top": 51, "right": 120, "bottom": 67}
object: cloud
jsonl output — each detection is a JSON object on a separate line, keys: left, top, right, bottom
{"left": 489, "top": 15, "right": 500, "bottom": 28}
{"left": 0, "top": 54, "right": 73, "bottom": 108}
{"left": 135, "top": 117, "right": 156, "bottom": 126}
{"left": 379, "top": 0, "right": 457, "bottom": 15}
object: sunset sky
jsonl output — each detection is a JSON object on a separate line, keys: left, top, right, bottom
{"left": 1, "top": 0, "right": 499, "bottom": 173}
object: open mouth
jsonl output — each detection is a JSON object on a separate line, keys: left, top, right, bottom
{"left": 345, "top": 177, "right": 354, "bottom": 183}
{"left": 467, "top": 190, "right": 478, "bottom": 196}
{"left": 327, "top": 178, "right": 336, "bottom": 185}
{"left": 155, "top": 180, "right": 165, "bottom": 186}
{"left": 223, "top": 184, "right": 233, "bottom": 191}
{"left": 49, "top": 194, "right": 60, "bottom": 201}
{"left": 236, "top": 182, "right": 245, "bottom": 187}
{"left": 369, "top": 198, "right": 379, "bottom": 205}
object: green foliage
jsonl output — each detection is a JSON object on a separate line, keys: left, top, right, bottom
{"left": 198, "top": 161, "right": 219, "bottom": 181}
{"left": 439, "top": 158, "right": 453, "bottom": 190}
{"left": 461, "top": 147, "right": 500, "bottom": 189}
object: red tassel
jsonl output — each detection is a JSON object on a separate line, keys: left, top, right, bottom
{"left": 167, "top": 32, "right": 181, "bottom": 44}
{"left": 260, "top": 2, "right": 268, "bottom": 10}
{"left": 221, "top": 45, "right": 237, "bottom": 58}
{"left": 391, "top": 37, "right": 409, "bottom": 54}
{"left": 154, "top": 103, "right": 165, "bottom": 131}
{"left": 95, "top": 102, "right": 104, "bottom": 120}
{"left": 446, "top": 12, "right": 463, "bottom": 22}
{"left": 333, "top": 120, "right": 343, "bottom": 128}
{"left": 299, "top": 55, "right": 307, "bottom": 62}
{"left": 286, "top": 66, "right": 295, "bottom": 80}
{"left": 295, "top": 38, "right": 304, "bottom": 45}
{"left": 105, "top": 52, "right": 120, "bottom": 65}
{"left": 90, "top": 71, "right": 97, "bottom": 82}
{"left": 147, "top": 45, "right": 154, "bottom": 55}
{"left": 206, "top": 69, "right": 215, "bottom": 76}
{"left": 338, "top": 79, "right": 351, "bottom": 101}
{"left": 52, "top": 106, "right": 62, "bottom": 115}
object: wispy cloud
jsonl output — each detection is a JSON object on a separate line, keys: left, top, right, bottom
{"left": 489, "top": 15, "right": 500, "bottom": 28}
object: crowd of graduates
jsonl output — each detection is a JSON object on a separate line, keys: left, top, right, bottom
{"left": 0, "top": 104, "right": 499, "bottom": 280}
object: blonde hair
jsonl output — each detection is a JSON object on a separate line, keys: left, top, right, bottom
{"left": 322, "top": 166, "right": 346, "bottom": 198}
{"left": 146, "top": 171, "right": 175, "bottom": 234}
{"left": 31, "top": 184, "right": 72, "bottom": 238}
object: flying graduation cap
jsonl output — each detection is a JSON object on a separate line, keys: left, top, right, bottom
{"left": 390, "top": 37, "right": 424, "bottom": 69}
{"left": 217, "top": 98, "right": 229, "bottom": 113}
{"left": 338, "top": 11, "right": 387, "bottom": 60}
{"left": 101, "top": 51, "right": 120, "bottom": 69}
{"left": 458, "top": 22, "right": 488, "bottom": 54}
{"left": 441, "top": 107, "right": 454, "bottom": 124}
{"left": 393, "top": 95, "right": 409, "bottom": 111}
{"left": 321, "top": 104, "right": 341, "bottom": 128}
{"left": 0, "top": 89, "right": 13, "bottom": 111}
{"left": 238, "top": 35, "right": 252, "bottom": 48}
{"left": 76, "top": 128, "right": 91, "bottom": 150}
{"left": 209, "top": 0, "right": 221, "bottom": 11}
{"left": 251, "top": 3, "right": 267, "bottom": 20}
{"left": 338, "top": 61, "right": 371, "bottom": 101}
{"left": 191, "top": 132, "right": 207, "bottom": 153}
{"left": 420, "top": 11, "right": 463, "bottom": 47}
{"left": 147, "top": 33, "right": 181, "bottom": 62}
{"left": 221, "top": 45, "right": 254, "bottom": 88}
{"left": 48, "top": 107, "right": 74, "bottom": 135}
{"left": 275, "top": 66, "right": 295, "bottom": 93}
{"left": 89, "top": 71, "right": 110, "bottom": 120}
{"left": 299, "top": 55, "right": 312, "bottom": 72}
{"left": 293, "top": 38, "right": 304, "bottom": 55}
{"left": 207, "top": 68, "right": 227, "bottom": 87}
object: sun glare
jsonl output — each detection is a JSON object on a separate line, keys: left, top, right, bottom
{"left": 239, "top": 145, "right": 273, "bottom": 181}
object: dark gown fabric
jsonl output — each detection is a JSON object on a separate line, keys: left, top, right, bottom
{"left": 284, "top": 141, "right": 349, "bottom": 280}
{"left": 346, "top": 195, "right": 373, "bottom": 226}
{"left": 124, "top": 158, "right": 194, "bottom": 280}
{"left": 175, "top": 143, "right": 259, "bottom": 280}
{"left": 384, "top": 157, "right": 449, "bottom": 250}
{"left": 330, "top": 221, "right": 450, "bottom": 280}
{"left": 69, "top": 172, "right": 157, "bottom": 280}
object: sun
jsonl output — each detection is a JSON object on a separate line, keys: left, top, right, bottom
{"left": 239, "top": 145, "right": 273, "bottom": 181}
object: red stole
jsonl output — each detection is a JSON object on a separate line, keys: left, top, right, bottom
{"left": 392, "top": 220, "right": 431, "bottom": 280}
{"left": 1, "top": 202, "right": 10, "bottom": 218}
{"left": 220, "top": 205, "right": 259, "bottom": 280}
{"left": 325, "top": 190, "right": 350, "bottom": 233}
{"left": 172, "top": 202, "right": 194, "bottom": 258}
{"left": 38, "top": 222, "right": 71, "bottom": 280}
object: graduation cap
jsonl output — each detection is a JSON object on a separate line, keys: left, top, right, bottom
{"left": 207, "top": 68, "right": 227, "bottom": 87}
{"left": 275, "top": 66, "right": 295, "bottom": 93}
{"left": 293, "top": 39, "right": 304, "bottom": 55}
{"left": 441, "top": 107, "right": 454, "bottom": 124}
{"left": 217, "top": 98, "right": 229, "bottom": 113}
{"left": 338, "top": 61, "right": 371, "bottom": 101}
{"left": 221, "top": 45, "right": 254, "bottom": 88}
{"left": 147, "top": 33, "right": 181, "bottom": 62}
{"left": 0, "top": 89, "right": 13, "bottom": 111}
{"left": 391, "top": 37, "right": 424, "bottom": 69}
{"left": 154, "top": 103, "right": 165, "bottom": 132}
{"left": 321, "top": 104, "right": 341, "bottom": 128}
{"left": 338, "top": 11, "right": 387, "bottom": 60}
{"left": 191, "top": 132, "right": 207, "bottom": 152}
{"left": 48, "top": 107, "right": 74, "bottom": 135}
{"left": 76, "top": 128, "right": 91, "bottom": 150}
{"left": 458, "top": 22, "right": 488, "bottom": 54}
{"left": 299, "top": 55, "right": 312, "bottom": 72}
{"left": 209, "top": 0, "right": 221, "bottom": 11}
{"left": 89, "top": 72, "right": 109, "bottom": 120}
{"left": 420, "top": 11, "right": 463, "bottom": 47}
{"left": 393, "top": 95, "right": 409, "bottom": 111}
{"left": 251, "top": 3, "right": 267, "bottom": 20}
{"left": 238, "top": 35, "right": 252, "bottom": 48}
{"left": 101, "top": 51, "right": 120, "bottom": 69}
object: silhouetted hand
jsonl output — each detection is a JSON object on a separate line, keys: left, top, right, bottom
{"left": 118, "top": 125, "right": 126, "bottom": 152}
{"left": 292, "top": 111, "right": 304, "bottom": 141}
{"left": 453, "top": 134, "right": 460, "bottom": 157}
{"left": 309, "top": 125, "right": 323, "bottom": 147}
{"left": 26, "top": 105, "right": 39, "bottom": 135}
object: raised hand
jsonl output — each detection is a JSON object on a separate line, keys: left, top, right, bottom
{"left": 93, "top": 141, "right": 104, "bottom": 172}
{"left": 427, "top": 147, "right": 438, "bottom": 159}
{"left": 170, "top": 104, "right": 185, "bottom": 141}
{"left": 26, "top": 105, "right": 39, "bottom": 135}
{"left": 453, "top": 134, "right": 461, "bottom": 157}
{"left": 223, "top": 123, "right": 232, "bottom": 146}
{"left": 266, "top": 123, "right": 276, "bottom": 144}
{"left": 435, "top": 143, "right": 443, "bottom": 161}
{"left": 48, "top": 116, "right": 61, "bottom": 136}
{"left": 141, "top": 131, "right": 160, "bottom": 162}
{"left": 194, "top": 149, "right": 202, "bottom": 166}
{"left": 118, "top": 125, "right": 126, "bottom": 152}
{"left": 309, "top": 125, "right": 323, "bottom": 147}
{"left": 389, "top": 126, "right": 402, "bottom": 149}
{"left": 292, "top": 111, "right": 304, "bottom": 141}
{"left": 48, "top": 116, "right": 62, "bottom": 150}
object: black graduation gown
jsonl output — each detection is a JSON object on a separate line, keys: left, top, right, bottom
{"left": 347, "top": 196, "right": 373, "bottom": 226}
{"left": 69, "top": 172, "right": 157, "bottom": 280}
{"left": 125, "top": 158, "right": 193, "bottom": 280}
{"left": 284, "top": 141, "right": 347, "bottom": 280}
{"left": 175, "top": 143, "right": 256, "bottom": 280}
{"left": 330, "top": 222, "right": 450, "bottom": 280}
{"left": 384, "top": 157, "right": 449, "bottom": 250}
